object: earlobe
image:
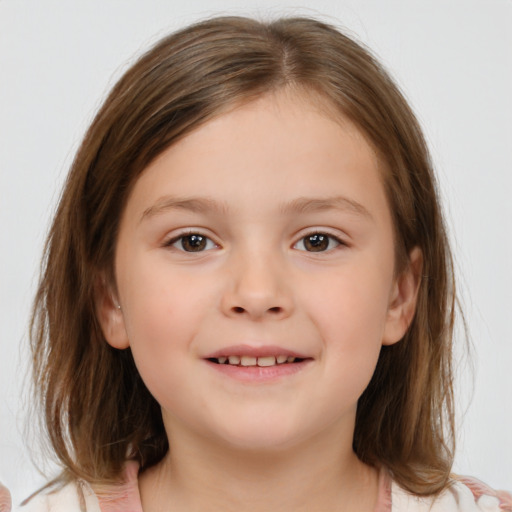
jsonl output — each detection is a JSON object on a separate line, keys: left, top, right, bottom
{"left": 95, "top": 276, "right": 130, "bottom": 349}
{"left": 382, "top": 247, "right": 423, "bottom": 346}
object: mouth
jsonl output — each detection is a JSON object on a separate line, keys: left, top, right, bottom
{"left": 203, "top": 345, "right": 313, "bottom": 382}
{"left": 206, "top": 355, "right": 307, "bottom": 367}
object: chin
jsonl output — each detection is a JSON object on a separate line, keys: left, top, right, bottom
{"left": 207, "top": 415, "right": 310, "bottom": 454}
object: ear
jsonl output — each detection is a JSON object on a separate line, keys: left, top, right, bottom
{"left": 382, "top": 247, "right": 423, "bottom": 346}
{"left": 95, "top": 275, "right": 130, "bottom": 349}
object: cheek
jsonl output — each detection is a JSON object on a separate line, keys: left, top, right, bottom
{"left": 116, "top": 259, "right": 195, "bottom": 367}
{"left": 115, "top": 254, "right": 226, "bottom": 400}
{"left": 301, "top": 263, "right": 392, "bottom": 391}
{"left": 305, "top": 261, "right": 392, "bottom": 337}
{"left": 119, "top": 250, "right": 209, "bottom": 334}
{"left": 121, "top": 292, "right": 200, "bottom": 417}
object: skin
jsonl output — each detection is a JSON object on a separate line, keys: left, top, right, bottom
{"left": 98, "top": 89, "right": 422, "bottom": 512}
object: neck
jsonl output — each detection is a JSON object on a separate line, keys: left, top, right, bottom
{"left": 139, "top": 421, "right": 379, "bottom": 512}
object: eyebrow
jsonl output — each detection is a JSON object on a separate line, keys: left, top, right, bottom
{"left": 141, "top": 197, "right": 228, "bottom": 221}
{"left": 140, "top": 195, "right": 373, "bottom": 222}
{"left": 279, "top": 196, "right": 373, "bottom": 219}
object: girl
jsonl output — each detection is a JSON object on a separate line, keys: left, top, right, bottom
{"left": 8, "top": 15, "right": 511, "bottom": 512}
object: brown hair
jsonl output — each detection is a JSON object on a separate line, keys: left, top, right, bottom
{"left": 30, "top": 15, "right": 456, "bottom": 496}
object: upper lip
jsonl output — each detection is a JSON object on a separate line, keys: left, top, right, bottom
{"left": 204, "top": 344, "right": 311, "bottom": 359}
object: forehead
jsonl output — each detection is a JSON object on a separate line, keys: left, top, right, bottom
{"left": 122, "top": 90, "right": 390, "bottom": 225}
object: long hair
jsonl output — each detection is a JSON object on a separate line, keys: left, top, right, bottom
{"left": 30, "top": 15, "right": 456, "bottom": 495}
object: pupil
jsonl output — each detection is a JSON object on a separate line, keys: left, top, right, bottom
{"left": 182, "top": 235, "right": 206, "bottom": 251}
{"left": 305, "top": 234, "right": 328, "bottom": 252}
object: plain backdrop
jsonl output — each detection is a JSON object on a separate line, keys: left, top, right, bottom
{"left": 1, "top": 0, "right": 511, "bottom": 504}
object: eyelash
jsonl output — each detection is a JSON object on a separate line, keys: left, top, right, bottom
{"left": 293, "top": 232, "right": 345, "bottom": 253}
{"left": 165, "top": 231, "right": 218, "bottom": 252}
{"left": 165, "top": 231, "right": 346, "bottom": 254}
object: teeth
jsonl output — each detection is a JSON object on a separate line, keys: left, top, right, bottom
{"left": 257, "top": 356, "right": 276, "bottom": 367}
{"left": 215, "top": 355, "right": 300, "bottom": 366}
{"left": 240, "top": 356, "right": 257, "bottom": 366}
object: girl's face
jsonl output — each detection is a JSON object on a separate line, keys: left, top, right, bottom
{"left": 99, "top": 90, "right": 420, "bottom": 452}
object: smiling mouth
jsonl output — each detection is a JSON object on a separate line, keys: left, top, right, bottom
{"left": 207, "top": 355, "right": 307, "bottom": 367}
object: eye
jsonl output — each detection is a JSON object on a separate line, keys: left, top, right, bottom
{"left": 294, "top": 233, "right": 343, "bottom": 252}
{"left": 168, "top": 233, "right": 217, "bottom": 252}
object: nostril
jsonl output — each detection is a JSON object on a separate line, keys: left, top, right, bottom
{"left": 230, "top": 305, "right": 283, "bottom": 315}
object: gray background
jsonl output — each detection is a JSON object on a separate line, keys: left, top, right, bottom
{"left": 1, "top": 0, "right": 511, "bottom": 503}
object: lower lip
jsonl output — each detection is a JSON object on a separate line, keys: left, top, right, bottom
{"left": 205, "top": 360, "right": 312, "bottom": 383}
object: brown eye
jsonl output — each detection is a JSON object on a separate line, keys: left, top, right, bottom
{"left": 295, "top": 233, "right": 341, "bottom": 252}
{"left": 170, "top": 234, "right": 216, "bottom": 252}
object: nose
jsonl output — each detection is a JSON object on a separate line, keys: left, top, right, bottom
{"left": 220, "top": 249, "right": 294, "bottom": 321}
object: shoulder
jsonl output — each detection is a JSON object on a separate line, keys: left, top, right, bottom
{"left": 391, "top": 475, "right": 512, "bottom": 512}
{"left": 17, "top": 461, "right": 142, "bottom": 512}
{"left": 17, "top": 481, "right": 101, "bottom": 512}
